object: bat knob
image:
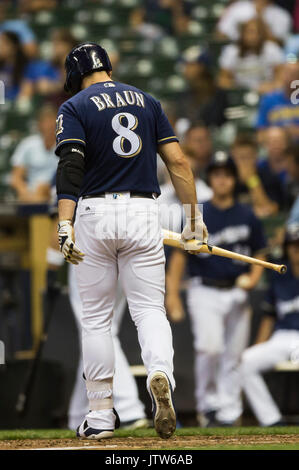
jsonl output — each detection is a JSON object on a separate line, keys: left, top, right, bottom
{"left": 280, "top": 265, "right": 287, "bottom": 275}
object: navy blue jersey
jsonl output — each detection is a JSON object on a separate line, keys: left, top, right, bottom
{"left": 55, "top": 80, "right": 178, "bottom": 201}
{"left": 262, "top": 263, "right": 299, "bottom": 331}
{"left": 187, "top": 201, "right": 267, "bottom": 281}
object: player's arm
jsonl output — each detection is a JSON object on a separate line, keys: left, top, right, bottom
{"left": 54, "top": 101, "right": 87, "bottom": 263}
{"left": 56, "top": 143, "right": 85, "bottom": 264}
{"left": 165, "top": 248, "right": 186, "bottom": 323}
{"left": 158, "top": 141, "right": 208, "bottom": 243}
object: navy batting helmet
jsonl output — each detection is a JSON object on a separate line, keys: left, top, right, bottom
{"left": 64, "top": 42, "right": 112, "bottom": 95}
{"left": 207, "top": 151, "right": 238, "bottom": 177}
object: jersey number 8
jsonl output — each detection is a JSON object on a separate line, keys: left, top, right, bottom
{"left": 112, "top": 113, "right": 142, "bottom": 158}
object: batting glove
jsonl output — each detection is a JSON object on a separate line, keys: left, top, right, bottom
{"left": 181, "top": 213, "right": 209, "bottom": 245}
{"left": 57, "top": 220, "right": 85, "bottom": 265}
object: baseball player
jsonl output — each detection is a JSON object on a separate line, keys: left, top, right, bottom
{"left": 166, "top": 152, "right": 266, "bottom": 426}
{"left": 55, "top": 43, "right": 208, "bottom": 440}
{"left": 240, "top": 224, "right": 299, "bottom": 426}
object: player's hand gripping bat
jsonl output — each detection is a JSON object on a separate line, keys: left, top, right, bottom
{"left": 162, "top": 229, "right": 287, "bottom": 275}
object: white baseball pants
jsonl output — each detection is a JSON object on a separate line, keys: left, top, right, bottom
{"left": 186, "top": 279, "right": 250, "bottom": 423}
{"left": 240, "top": 329, "right": 299, "bottom": 426}
{"left": 67, "top": 263, "right": 146, "bottom": 429}
{"left": 74, "top": 193, "right": 175, "bottom": 428}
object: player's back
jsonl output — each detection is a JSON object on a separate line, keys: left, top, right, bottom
{"left": 56, "top": 80, "right": 178, "bottom": 197}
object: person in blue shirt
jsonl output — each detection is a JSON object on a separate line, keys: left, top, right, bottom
{"left": 166, "top": 151, "right": 267, "bottom": 427}
{"left": 256, "top": 62, "right": 299, "bottom": 142}
{"left": 0, "top": 2, "right": 37, "bottom": 58}
{"left": 240, "top": 224, "right": 299, "bottom": 426}
{"left": 0, "top": 31, "right": 28, "bottom": 100}
{"left": 0, "top": 30, "right": 60, "bottom": 101}
{"left": 55, "top": 42, "right": 208, "bottom": 440}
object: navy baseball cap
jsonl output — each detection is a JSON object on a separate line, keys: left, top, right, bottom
{"left": 181, "top": 45, "right": 211, "bottom": 67}
{"left": 207, "top": 151, "right": 238, "bottom": 177}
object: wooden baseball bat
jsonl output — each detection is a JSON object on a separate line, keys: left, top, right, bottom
{"left": 162, "top": 229, "right": 287, "bottom": 275}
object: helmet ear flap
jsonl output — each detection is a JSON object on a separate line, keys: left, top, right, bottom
{"left": 64, "top": 59, "right": 83, "bottom": 95}
{"left": 65, "top": 70, "right": 82, "bottom": 94}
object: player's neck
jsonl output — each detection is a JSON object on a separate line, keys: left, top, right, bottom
{"left": 211, "top": 194, "right": 234, "bottom": 210}
{"left": 82, "top": 71, "right": 112, "bottom": 89}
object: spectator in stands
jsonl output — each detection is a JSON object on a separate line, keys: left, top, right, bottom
{"left": 19, "top": 0, "right": 58, "bottom": 12}
{"left": 284, "top": 144, "right": 299, "bottom": 209}
{"left": 0, "top": 2, "right": 37, "bottom": 58}
{"left": 282, "top": 1, "right": 299, "bottom": 60}
{"left": 231, "top": 133, "right": 285, "bottom": 216}
{"left": 182, "top": 123, "right": 213, "bottom": 177}
{"left": 218, "top": 18, "right": 284, "bottom": 93}
{"left": 39, "top": 28, "right": 78, "bottom": 107}
{"left": 0, "top": 31, "right": 61, "bottom": 103}
{"left": 256, "top": 62, "right": 299, "bottom": 141}
{"left": 130, "top": 0, "right": 192, "bottom": 39}
{"left": 217, "top": 0, "right": 292, "bottom": 44}
{"left": 240, "top": 224, "right": 299, "bottom": 426}
{"left": 50, "top": 29, "right": 77, "bottom": 81}
{"left": 19, "top": 28, "right": 67, "bottom": 102}
{"left": 10, "top": 104, "right": 58, "bottom": 202}
{"left": 260, "top": 127, "right": 290, "bottom": 184}
{"left": 177, "top": 46, "right": 228, "bottom": 128}
{"left": 0, "top": 31, "right": 30, "bottom": 101}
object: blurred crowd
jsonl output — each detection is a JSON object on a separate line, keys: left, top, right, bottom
{"left": 0, "top": 0, "right": 299, "bottom": 427}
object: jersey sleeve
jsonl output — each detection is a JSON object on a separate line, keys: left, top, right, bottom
{"left": 155, "top": 101, "right": 178, "bottom": 145}
{"left": 55, "top": 101, "right": 86, "bottom": 155}
{"left": 249, "top": 211, "right": 267, "bottom": 254}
